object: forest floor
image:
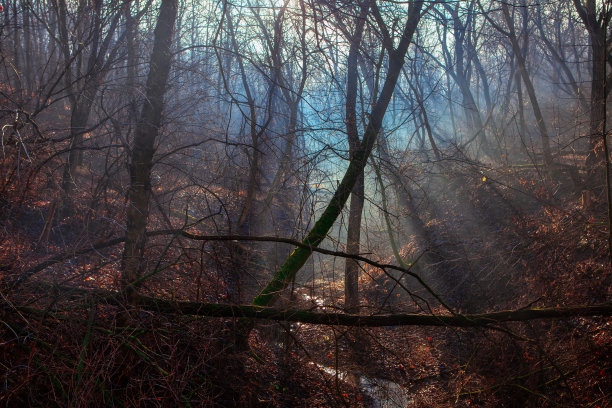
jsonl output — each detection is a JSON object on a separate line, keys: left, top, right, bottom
{"left": 0, "top": 166, "right": 611, "bottom": 407}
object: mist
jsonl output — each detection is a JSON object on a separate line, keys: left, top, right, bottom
{"left": 1, "top": 0, "right": 610, "bottom": 406}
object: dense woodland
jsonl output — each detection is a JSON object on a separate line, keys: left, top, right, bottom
{"left": 1, "top": 0, "right": 611, "bottom": 406}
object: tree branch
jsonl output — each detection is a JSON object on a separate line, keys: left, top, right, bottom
{"left": 9, "top": 229, "right": 446, "bottom": 309}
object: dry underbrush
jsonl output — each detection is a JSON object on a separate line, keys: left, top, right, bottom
{"left": 1, "top": 160, "right": 611, "bottom": 407}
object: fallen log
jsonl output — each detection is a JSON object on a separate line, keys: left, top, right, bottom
{"left": 12, "top": 283, "right": 612, "bottom": 328}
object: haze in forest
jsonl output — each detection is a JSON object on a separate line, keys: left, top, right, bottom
{"left": 0, "top": 0, "right": 610, "bottom": 406}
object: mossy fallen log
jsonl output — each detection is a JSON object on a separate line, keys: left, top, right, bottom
{"left": 137, "top": 298, "right": 612, "bottom": 327}
{"left": 15, "top": 283, "right": 610, "bottom": 328}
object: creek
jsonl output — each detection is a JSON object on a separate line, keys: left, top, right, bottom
{"left": 316, "top": 364, "right": 412, "bottom": 408}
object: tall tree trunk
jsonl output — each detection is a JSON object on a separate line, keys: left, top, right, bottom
{"left": 125, "top": 0, "right": 137, "bottom": 116}
{"left": 586, "top": 26, "right": 606, "bottom": 184}
{"left": 343, "top": 3, "right": 368, "bottom": 313}
{"left": 405, "top": 65, "right": 441, "bottom": 161}
{"left": 535, "top": 3, "right": 588, "bottom": 112}
{"left": 22, "top": 1, "right": 33, "bottom": 95}
{"left": 58, "top": 0, "right": 124, "bottom": 213}
{"left": 60, "top": 86, "right": 98, "bottom": 211}
{"left": 253, "top": 0, "right": 424, "bottom": 307}
{"left": 572, "top": 0, "right": 610, "bottom": 188}
{"left": 121, "top": 0, "right": 178, "bottom": 303}
{"left": 11, "top": 0, "right": 21, "bottom": 95}
{"left": 500, "top": 2, "right": 553, "bottom": 166}
{"left": 443, "top": 2, "right": 495, "bottom": 158}
{"left": 223, "top": 5, "right": 262, "bottom": 234}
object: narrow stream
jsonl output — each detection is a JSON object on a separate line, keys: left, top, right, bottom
{"left": 316, "top": 364, "right": 412, "bottom": 408}
{"left": 298, "top": 292, "right": 414, "bottom": 407}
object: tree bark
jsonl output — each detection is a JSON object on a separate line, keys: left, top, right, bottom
{"left": 572, "top": 0, "right": 610, "bottom": 187}
{"left": 137, "top": 299, "right": 612, "bottom": 327}
{"left": 121, "top": 0, "right": 178, "bottom": 302}
{"left": 15, "top": 286, "right": 612, "bottom": 328}
{"left": 343, "top": 3, "right": 369, "bottom": 313}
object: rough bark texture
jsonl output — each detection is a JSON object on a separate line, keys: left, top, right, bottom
{"left": 121, "top": 0, "right": 178, "bottom": 302}
{"left": 586, "top": 26, "right": 606, "bottom": 182}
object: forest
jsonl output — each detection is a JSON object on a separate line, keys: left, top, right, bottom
{"left": 0, "top": 0, "right": 611, "bottom": 406}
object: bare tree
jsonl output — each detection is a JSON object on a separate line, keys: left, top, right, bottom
{"left": 253, "top": 0, "right": 425, "bottom": 308}
{"left": 121, "top": 0, "right": 178, "bottom": 302}
{"left": 482, "top": 0, "right": 553, "bottom": 166}
{"left": 341, "top": 1, "right": 369, "bottom": 313}
{"left": 572, "top": 0, "right": 611, "bottom": 186}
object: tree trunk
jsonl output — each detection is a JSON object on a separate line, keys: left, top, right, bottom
{"left": 501, "top": 2, "right": 553, "bottom": 166}
{"left": 344, "top": 175, "right": 365, "bottom": 312}
{"left": 443, "top": 3, "right": 495, "bottom": 158}
{"left": 58, "top": 0, "right": 124, "bottom": 214}
{"left": 121, "top": 0, "right": 178, "bottom": 303}
{"left": 253, "top": 0, "right": 424, "bottom": 307}
{"left": 586, "top": 27, "right": 606, "bottom": 186}
{"left": 60, "top": 87, "right": 97, "bottom": 212}
{"left": 343, "top": 3, "right": 368, "bottom": 313}
{"left": 572, "top": 0, "right": 609, "bottom": 189}
{"left": 223, "top": 6, "right": 263, "bottom": 234}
